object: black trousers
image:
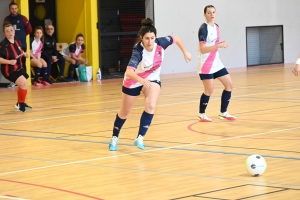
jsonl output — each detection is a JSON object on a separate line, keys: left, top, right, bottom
{"left": 42, "top": 53, "right": 66, "bottom": 79}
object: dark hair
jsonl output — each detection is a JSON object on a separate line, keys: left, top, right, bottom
{"left": 138, "top": 18, "right": 156, "bottom": 38}
{"left": 76, "top": 33, "right": 84, "bottom": 40}
{"left": 3, "top": 21, "right": 13, "bottom": 32}
{"left": 33, "top": 26, "right": 44, "bottom": 42}
{"left": 9, "top": 2, "right": 18, "bottom": 9}
{"left": 204, "top": 5, "right": 215, "bottom": 14}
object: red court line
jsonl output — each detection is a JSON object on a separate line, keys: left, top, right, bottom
{"left": 0, "top": 179, "right": 104, "bottom": 200}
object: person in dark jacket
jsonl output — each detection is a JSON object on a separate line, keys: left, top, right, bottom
{"left": 42, "top": 24, "right": 68, "bottom": 82}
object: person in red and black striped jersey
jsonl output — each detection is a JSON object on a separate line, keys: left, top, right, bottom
{"left": 0, "top": 22, "right": 31, "bottom": 112}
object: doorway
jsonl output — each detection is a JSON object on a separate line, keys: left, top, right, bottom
{"left": 98, "top": 0, "right": 154, "bottom": 79}
{"left": 28, "top": 0, "right": 57, "bottom": 39}
{"left": 246, "top": 25, "right": 284, "bottom": 66}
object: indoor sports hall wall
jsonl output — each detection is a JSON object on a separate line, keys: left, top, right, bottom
{"left": 0, "top": 1, "right": 12, "bottom": 39}
{"left": 155, "top": 0, "right": 300, "bottom": 74}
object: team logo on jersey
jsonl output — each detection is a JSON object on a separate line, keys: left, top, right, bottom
{"left": 165, "top": 36, "right": 171, "bottom": 42}
{"left": 142, "top": 60, "right": 153, "bottom": 70}
{"left": 157, "top": 51, "right": 161, "bottom": 57}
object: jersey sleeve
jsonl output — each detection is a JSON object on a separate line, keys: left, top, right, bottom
{"left": 0, "top": 42, "right": 6, "bottom": 58}
{"left": 81, "top": 44, "right": 85, "bottom": 53}
{"left": 22, "top": 15, "right": 32, "bottom": 35}
{"left": 69, "top": 43, "right": 76, "bottom": 54}
{"left": 155, "top": 35, "right": 174, "bottom": 50}
{"left": 127, "top": 44, "right": 143, "bottom": 70}
{"left": 198, "top": 23, "right": 208, "bottom": 44}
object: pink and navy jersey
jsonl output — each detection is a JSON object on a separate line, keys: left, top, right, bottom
{"left": 60, "top": 42, "right": 85, "bottom": 58}
{"left": 30, "top": 38, "right": 43, "bottom": 58}
{"left": 123, "top": 35, "right": 175, "bottom": 88}
{"left": 197, "top": 23, "right": 225, "bottom": 74}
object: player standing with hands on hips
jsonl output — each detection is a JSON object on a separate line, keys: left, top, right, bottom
{"left": 108, "top": 18, "right": 192, "bottom": 151}
{"left": 197, "top": 5, "right": 237, "bottom": 122}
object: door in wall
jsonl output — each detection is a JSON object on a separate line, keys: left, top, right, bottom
{"left": 28, "top": 0, "right": 57, "bottom": 39}
{"left": 98, "top": 0, "right": 154, "bottom": 79}
{"left": 246, "top": 25, "right": 284, "bottom": 66}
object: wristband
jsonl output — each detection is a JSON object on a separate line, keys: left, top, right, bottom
{"left": 296, "top": 58, "right": 300, "bottom": 65}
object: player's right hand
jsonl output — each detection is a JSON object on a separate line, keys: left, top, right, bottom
{"left": 218, "top": 41, "right": 228, "bottom": 48}
{"left": 10, "top": 60, "right": 17, "bottom": 65}
{"left": 141, "top": 79, "right": 151, "bottom": 88}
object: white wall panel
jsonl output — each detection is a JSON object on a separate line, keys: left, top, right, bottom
{"left": 154, "top": 0, "right": 300, "bottom": 74}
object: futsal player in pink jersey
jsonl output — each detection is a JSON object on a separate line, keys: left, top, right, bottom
{"left": 109, "top": 18, "right": 192, "bottom": 151}
{"left": 197, "top": 5, "right": 237, "bottom": 122}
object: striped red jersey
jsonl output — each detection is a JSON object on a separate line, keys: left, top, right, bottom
{"left": 0, "top": 37, "right": 24, "bottom": 77}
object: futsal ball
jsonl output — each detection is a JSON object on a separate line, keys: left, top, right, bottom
{"left": 245, "top": 154, "right": 267, "bottom": 176}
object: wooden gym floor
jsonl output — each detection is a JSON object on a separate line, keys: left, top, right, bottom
{"left": 0, "top": 64, "right": 300, "bottom": 200}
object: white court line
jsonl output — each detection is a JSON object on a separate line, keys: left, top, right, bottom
{"left": 0, "top": 126, "right": 299, "bottom": 177}
{"left": 1, "top": 87, "right": 300, "bottom": 126}
{"left": 2, "top": 79, "right": 299, "bottom": 115}
{"left": 0, "top": 196, "right": 28, "bottom": 200}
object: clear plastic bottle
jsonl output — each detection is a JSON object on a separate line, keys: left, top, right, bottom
{"left": 97, "top": 68, "right": 101, "bottom": 80}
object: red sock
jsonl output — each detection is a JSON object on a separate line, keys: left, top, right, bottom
{"left": 18, "top": 88, "right": 27, "bottom": 103}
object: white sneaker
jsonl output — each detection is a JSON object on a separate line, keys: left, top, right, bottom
{"left": 219, "top": 112, "right": 237, "bottom": 120}
{"left": 109, "top": 136, "right": 119, "bottom": 151}
{"left": 197, "top": 113, "right": 212, "bottom": 122}
{"left": 7, "top": 82, "right": 17, "bottom": 88}
{"left": 134, "top": 135, "right": 145, "bottom": 150}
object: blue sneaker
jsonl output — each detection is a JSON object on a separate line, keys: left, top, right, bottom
{"left": 134, "top": 135, "right": 145, "bottom": 150}
{"left": 109, "top": 136, "right": 118, "bottom": 151}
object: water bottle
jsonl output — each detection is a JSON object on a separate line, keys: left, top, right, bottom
{"left": 97, "top": 68, "right": 101, "bottom": 80}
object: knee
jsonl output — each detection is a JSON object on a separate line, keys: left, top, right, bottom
{"left": 225, "top": 83, "right": 233, "bottom": 91}
{"left": 204, "top": 88, "right": 214, "bottom": 96}
{"left": 118, "top": 110, "right": 130, "bottom": 119}
{"left": 145, "top": 101, "right": 156, "bottom": 113}
{"left": 36, "top": 63, "right": 42, "bottom": 68}
{"left": 19, "top": 80, "right": 28, "bottom": 89}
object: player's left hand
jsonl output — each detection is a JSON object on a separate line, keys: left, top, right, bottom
{"left": 292, "top": 64, "right": 300, "bottom": 76}
{"left": 183, "top": 51, "right": 192, "bottom": 63}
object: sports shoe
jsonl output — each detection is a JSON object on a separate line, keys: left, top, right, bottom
{"left": 56, "top": 76, "right": 69, "bottom": 82}
{"left": 109, "top": 136, "right": 119, "bottom": 151}
{"left": 219, "top": 112, "right": 237, "bottom": 120}
{"left": 134, "top": 135, "right": 145, "bottom": 150}
{"left": 7, "top": 82, "right": 17, "bottom": 88}
{"left": 15, "top": 102, "right": 26, "bottom": 112}
{"left": 68, "top": 78, "right": 78, "bottom": 82}
{"left": 34, "top": 81, "right": 42, "bottom": 86}
{"left": 46, "top": 78, "right": 54, "bottom": 84}
{"left": 197, "top": 113, "right": 212, "bottom": 122}
{"left": 23, "top": 103, "right": 32, "bottom": 110}
{"left": 15, "top": 102, "right": 32, "bottom": 111}
{"left": 42, "top": 81, "right": 51, "bottom": 85}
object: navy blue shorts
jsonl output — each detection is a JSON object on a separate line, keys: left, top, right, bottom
{"left": 199, "top": 68, "right": 229, "bottom": 80}
{"left": 122, "top": 80, "right": 161, "bottom": 96}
